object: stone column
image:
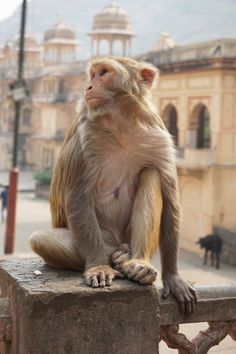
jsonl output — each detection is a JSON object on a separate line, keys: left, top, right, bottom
{"left": 91, "top": 38, "right": 94, "bottom": 57}
{"left": 128, "top": 38, "right": 132, "bottom": 56}
{"left": 109, "top": 39, "right": 113, "bottom": 55}
{"left": 122, "top": 39, "right": 126, "bottom": 56}
{"left": 96, "top": 39, "right": 100, "bottom": 57}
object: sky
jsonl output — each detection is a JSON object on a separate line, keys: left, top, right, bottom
{"left": 0, "top": 0, "right": 23, "bottom": 21}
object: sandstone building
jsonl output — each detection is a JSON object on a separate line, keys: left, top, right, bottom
{"left": 140, "top": 37, "right": 236, "bottom": 253}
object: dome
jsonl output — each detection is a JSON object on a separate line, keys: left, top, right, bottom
{"left": 44, "top": 22, "right": 77, "bottom": 44}
{"left": 90, "top": 1, "right": 133, "bottom": 36}
{"left": 24, "top": 33, "right": 39, "bottom": 48}
{"left": 152, "top": 33, "right": 175, "bottom": 52}
{"left": 5, "top": 33, "right": 39, "bottom": 51}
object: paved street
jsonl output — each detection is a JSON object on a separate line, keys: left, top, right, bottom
{"left": 0, "top": 183, "right": 235, "bottom": 353}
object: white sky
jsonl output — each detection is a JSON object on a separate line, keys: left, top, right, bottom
{"left": 0, "top": 0, "right": 23, "bottom": 21}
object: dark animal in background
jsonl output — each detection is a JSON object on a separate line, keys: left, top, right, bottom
{"left": 197, "top": 235, "right": 223, "bottom": 269}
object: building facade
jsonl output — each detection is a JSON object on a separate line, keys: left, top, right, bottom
{"left": 140, "top": 39, "right": 236, "bottom": 252}
{"left": 0, "top": 2, "right": 236, "bottom": 254}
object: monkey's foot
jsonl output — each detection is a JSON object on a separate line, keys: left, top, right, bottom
{"left": 111, "top": 243, "right": 131, "bottom": 271}
{"left": 118, "top": 259, "right": 158, "bottom": 285}
{"left": 84, "top": 265, "right": 122, "bottom": 288}
{"left": 162, "top": 274, "right": 197, "bottom": 314}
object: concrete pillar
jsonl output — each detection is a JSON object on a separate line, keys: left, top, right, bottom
{"left": 0, "top": 258, "right": 160, "bottom": 354}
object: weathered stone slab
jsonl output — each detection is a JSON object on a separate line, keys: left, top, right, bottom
{"left": 0, "top": 258, "right": 160, "bottom": 354}
{"left": 159, "top": 284, "right": 236, "bottom": 325}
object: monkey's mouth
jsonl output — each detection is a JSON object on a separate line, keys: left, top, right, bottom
{"left": 86, "top": 96, "right": 102, "bottom": 101}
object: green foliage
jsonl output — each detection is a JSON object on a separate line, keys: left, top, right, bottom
{"left": 35, "top": 169, "right": 52, "bottom": 186}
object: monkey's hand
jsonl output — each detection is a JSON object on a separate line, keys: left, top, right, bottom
{"left": 111, "top": 243, "right": 131, "bottom": 271}
{"left": 121, "top": 259, "right": 158, "bottom": 284}
{"left": 111, "top": 245, "right": 158, "bottom": 284}
{"left": 84, "top": 265, "right": 122, "bottom": 288}
{"left": 162, "top": 274, "right": 197, "bottom": 314}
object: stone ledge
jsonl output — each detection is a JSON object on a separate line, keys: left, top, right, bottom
{"left": 0, "top": 258, "right": 160, "bottom": 354}
{"left": 1, "top": 258, "right": 235, "bottom": 353}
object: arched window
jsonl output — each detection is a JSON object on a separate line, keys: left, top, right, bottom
{"left": 189, "top": 104, "right": 211, "bottom": 149}
{"left": 59, "top": 79, "right": 66, "bottom": 94}
{"left": 162, "top": 104, "right": 179, "bottom": 146}
{"left": 197, "top": 106, "right": 210, "bottom": 148}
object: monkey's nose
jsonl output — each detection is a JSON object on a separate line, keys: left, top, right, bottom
{"left": 86, "top": 85, "right": 92, "bottom": 91}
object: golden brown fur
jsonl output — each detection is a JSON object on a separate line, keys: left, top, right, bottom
{"left": 29, "top": 56, "right": 197, "bottom": 313}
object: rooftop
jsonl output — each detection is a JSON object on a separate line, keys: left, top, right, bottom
{"left": 139, "top": 38, "right": 236, "bottom": 72}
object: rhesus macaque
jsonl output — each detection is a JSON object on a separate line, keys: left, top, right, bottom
{"left": 29, "top": 56, "right": 197, "bottom": 313}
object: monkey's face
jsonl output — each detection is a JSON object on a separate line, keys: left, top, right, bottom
{"left": 85, "top": 64, "right": 117, "bottom": 109}
{"left": 84, "top": 57, "right": 159, "bottom": 110}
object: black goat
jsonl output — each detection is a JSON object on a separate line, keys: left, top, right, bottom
{"left": 197, "top": 234, "right": 223, "bottom": 269}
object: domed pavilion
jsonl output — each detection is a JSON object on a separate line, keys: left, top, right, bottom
{"left": 88, "top": 1, "right": 134, "bottom": 57}
{"left": 43, "top": 22, "right": 78, "bottom": 65}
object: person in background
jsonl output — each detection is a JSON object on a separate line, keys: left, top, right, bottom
{"left": 1, "top": 186, "right": 8, "bottom": 223}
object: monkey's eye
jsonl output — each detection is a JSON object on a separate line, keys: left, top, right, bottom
{"left": 99, "top": 68, "right": 108, "bottom": 76}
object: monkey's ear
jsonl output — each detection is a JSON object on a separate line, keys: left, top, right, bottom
{"left": 140, "top": 67, "right": 158, "bottom": 89}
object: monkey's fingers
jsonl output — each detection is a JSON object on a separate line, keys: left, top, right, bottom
{"left": 138, "top": 269, "right": 158, "bottom": 284}
{"left": 106, "top": 273, "right": 113, "bottom": 286}
{"left": 189, "top": 286, "right": 197, "bottom": 304}
{"left": 113, "top": 253, "right": 130, "bottom": 266}
{"left": 111, "top": 251, "right": 130, "bottom": 268}
{"left": 98, "top": 271, "right": 106, "bottom": 287}
{"left": 133, "top": 267, "right": 147, "bottom": 280}
{"left": 178, "top": 285, "right": 197, "bottom": 314}
{"left": 126, "top": 264, "right": 145, "bottom": 278}
{"left": 162, "top": 285, "right": 170, "bottom": 299}
{"left": 169, "top": 280, "right": 197, "bottom": 314}
{"left": 104, "top": 269, "right": 122, "bottom": 286}
{"left": 113, "top": 269, "right": 125, "bottom": 278}
{"left": 91, "top": 275, "right": 99, "bottom": 288}
{"left": 124, "top": 262, "right": 158, "bottom": 284}
{"left": 175, "top": 291, "right": 195, "bottom": 315}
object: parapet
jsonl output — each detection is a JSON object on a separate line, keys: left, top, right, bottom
{"left": 0, "top": 258, "right": 235, "bottom": 353}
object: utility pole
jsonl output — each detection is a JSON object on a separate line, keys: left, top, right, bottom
{"left": 5, "top": 0, "right": 27, "bottom": 254}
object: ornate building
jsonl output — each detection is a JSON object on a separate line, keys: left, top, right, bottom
{"left": 140, "top": 38, "right": 236, "bottom": 254}
{"left": 43, "top": 22, "right": 78, "bottom": 66}
{"left": 0, "top": 21, "right": 81, "bottom": 169}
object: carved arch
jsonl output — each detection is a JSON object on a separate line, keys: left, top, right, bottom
{"left": 189, "top": 103, "right": 211, "bottom": 148}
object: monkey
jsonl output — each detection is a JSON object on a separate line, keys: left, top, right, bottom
{"left": 29, "top": 56, "right": 197, "bottom": 313}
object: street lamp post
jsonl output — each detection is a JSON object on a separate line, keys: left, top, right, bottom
{"left": 5, "top": 0, "right": 27, "bottom": 254}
